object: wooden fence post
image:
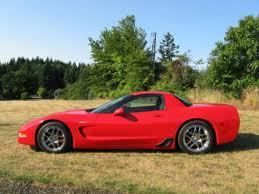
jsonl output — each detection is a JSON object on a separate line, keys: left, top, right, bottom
{"left": 194, "top": 84, "right": 198, "bottom": 103}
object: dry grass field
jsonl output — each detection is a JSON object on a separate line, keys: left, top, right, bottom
{"left": 0, "top": 100, "right": 259, "bottom": 193}
{"left": 188, "top": 88, "right": 259, "bottom": 110}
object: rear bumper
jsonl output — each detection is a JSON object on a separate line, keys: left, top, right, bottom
{"left": 216, "top": 113, "right": 240, "bottom": 145}
{"left": 217, "top": 126, "right": 239, "bottom": 145}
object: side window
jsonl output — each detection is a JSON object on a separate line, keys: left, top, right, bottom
{"left": 124, "top": 95, "right": 164, "bottom": 113}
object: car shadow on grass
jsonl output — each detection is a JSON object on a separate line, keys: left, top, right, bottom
{"left": 73, "top": 133, "right": 259, "bottom": 154}
{"left": 213, "top": 133, "right": 259, "bottom": 153}
{"left": 74, "top": 148, "right": 174, "bottom": 154}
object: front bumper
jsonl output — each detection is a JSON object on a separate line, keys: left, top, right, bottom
{"left": 17, "top": 127, "right": 35, "bottom": 146}
{"left": 17, "top": 119, "right": 43, "bottom": 146}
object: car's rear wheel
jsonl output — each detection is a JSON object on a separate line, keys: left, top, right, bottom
{"left": 178, "top": 120, "right": 214, "bottom": 154}
{"left": 37, "top": 122, "right": 71, "bottom": 153}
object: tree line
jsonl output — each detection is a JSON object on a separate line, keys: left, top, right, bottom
{"left": 0, "top": 57, "right": 85, "bottom": 99}
{"left": 0, "top": 15, "right": 258, "bottom": 100}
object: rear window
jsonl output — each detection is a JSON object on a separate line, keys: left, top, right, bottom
{"left": 173, "top": 94, "right": 192, "bottom": 106}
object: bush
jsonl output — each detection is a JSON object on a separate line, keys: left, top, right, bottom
{"left": 61, "top": 81, "right": 90, "bottom": 100}
{"left": 151, "top": 79, "right": 187, "bottom": 98}
{"left": 47, "top": 89, "right": 55, "bottom": 99}
{"left": 20, "top": 92, "right": 29, "bottom": 100}
{"left": 54, "top": 89, "right": 64, "bottom": 99}
{"left": 37, "top": 87, "right": 48, "bottom": 98}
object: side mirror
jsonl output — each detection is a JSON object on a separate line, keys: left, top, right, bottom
{"left": 114, "top": 107, "right": 125, "bottom": 116}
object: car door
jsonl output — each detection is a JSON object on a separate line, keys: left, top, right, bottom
{"left": 84, "top": 94, "right": 171, "bottom": 148}
{"left": 121, "top": 94, "right": 171, "bottom": 147}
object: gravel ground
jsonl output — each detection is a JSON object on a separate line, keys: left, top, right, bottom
{"left": 0, "top": 178, "right": 118, "bottom": 194}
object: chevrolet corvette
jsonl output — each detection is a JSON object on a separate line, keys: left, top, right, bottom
{"left": 18, "top": 91, "right": 240, "bottom": 154}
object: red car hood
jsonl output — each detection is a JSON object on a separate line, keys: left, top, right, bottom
{"left": 47, "top": 109, "right": 90, "bottom": 116}
{"left": 21, "top": 109, "right": 92, "bottom": 129}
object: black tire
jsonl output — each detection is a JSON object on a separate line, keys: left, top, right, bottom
{"left": 30, "top": 145, "right": 41, "bottom": 152}
{"left": 177, "top": 120, "right": 214, "bottom": 154}
{"left": 37, "top": 121, "right": 72, "bottom": 153}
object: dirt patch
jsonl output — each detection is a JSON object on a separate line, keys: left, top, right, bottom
{"left": 0, "top": 178, "right": 118, "bottom": 194}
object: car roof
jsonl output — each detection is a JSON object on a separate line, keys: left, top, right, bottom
{"left": 132, "top": 91, "right": 172, "bottom": 96}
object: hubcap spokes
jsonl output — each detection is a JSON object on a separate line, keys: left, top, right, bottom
{"left": 41, "top": 126, "right": 65, "bottom": 152}
{"left": 183, "top": 125, "right": 210, "bottom": 152}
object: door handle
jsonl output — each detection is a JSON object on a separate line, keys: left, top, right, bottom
{"left": 153, "top": 114, "right": 161, "bottom": 117}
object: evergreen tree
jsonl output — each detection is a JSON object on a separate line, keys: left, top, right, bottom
{"left": 159, "top": 32, "right": 179, "bottom": 62}
{"left": 0, "top": 57, "right": 84, "bottom": 99}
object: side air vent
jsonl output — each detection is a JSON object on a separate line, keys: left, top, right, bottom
{"left": 78, "top": 127, "right": 86, "bottom": 137}
{"left": 156, "top": 138, "right": 174, "bottom": 147}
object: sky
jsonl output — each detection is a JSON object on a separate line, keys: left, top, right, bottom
{"left": 0, "top": 0, "right": 258, "bottom": 66}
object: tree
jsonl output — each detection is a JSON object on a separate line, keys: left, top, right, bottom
{"left": 61, "top": 64, "right": 93, "bottom": 100}
{"left": 19, "top": 62, "right": 38, "bottom": 95}
{"left": 152, "top": 52, "right": 198, "bottom": 95}
{"left": 0, "top": 63, "right": 6, "bottom": 97}
{"left": 1, "top": 72, "right": 21, "bottom": 99}
{"left": 206, "top": 15, "right": 259, "bottom": 98}
{"left": 158, "top": 32, "right": 179, "bottom": 62}
{"left": 88, "top": 15, "right": 153, "bottom": 97}
{"left": 38, "top": 59, "right": 66, "bottom": 91}
{"left": 64, "top": 63, "right": 79, "bottom": 85}
{"left": 0, "top": 70, "right": 33, "bottom": 99}
{"left": 0, "top": 57, "right": 84, "bottom": 100}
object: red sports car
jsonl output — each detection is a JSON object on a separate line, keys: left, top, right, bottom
{"left": 18, "top": 91, "right": 240, "bottom": 154}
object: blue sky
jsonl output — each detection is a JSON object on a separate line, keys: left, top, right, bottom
{"left": 0, "top": 0, "right": 258, "bottom": 65}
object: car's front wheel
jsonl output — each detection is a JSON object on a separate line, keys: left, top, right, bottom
{"left": 37, "top": 121, "right": 71, "bottom": 153}
{"left": 178, "top": 120, "right": 214, "bottom": 154}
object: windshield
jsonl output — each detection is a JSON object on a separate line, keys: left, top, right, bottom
{"left": 91, "top": 95, "right": 132, "bottom": 113}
